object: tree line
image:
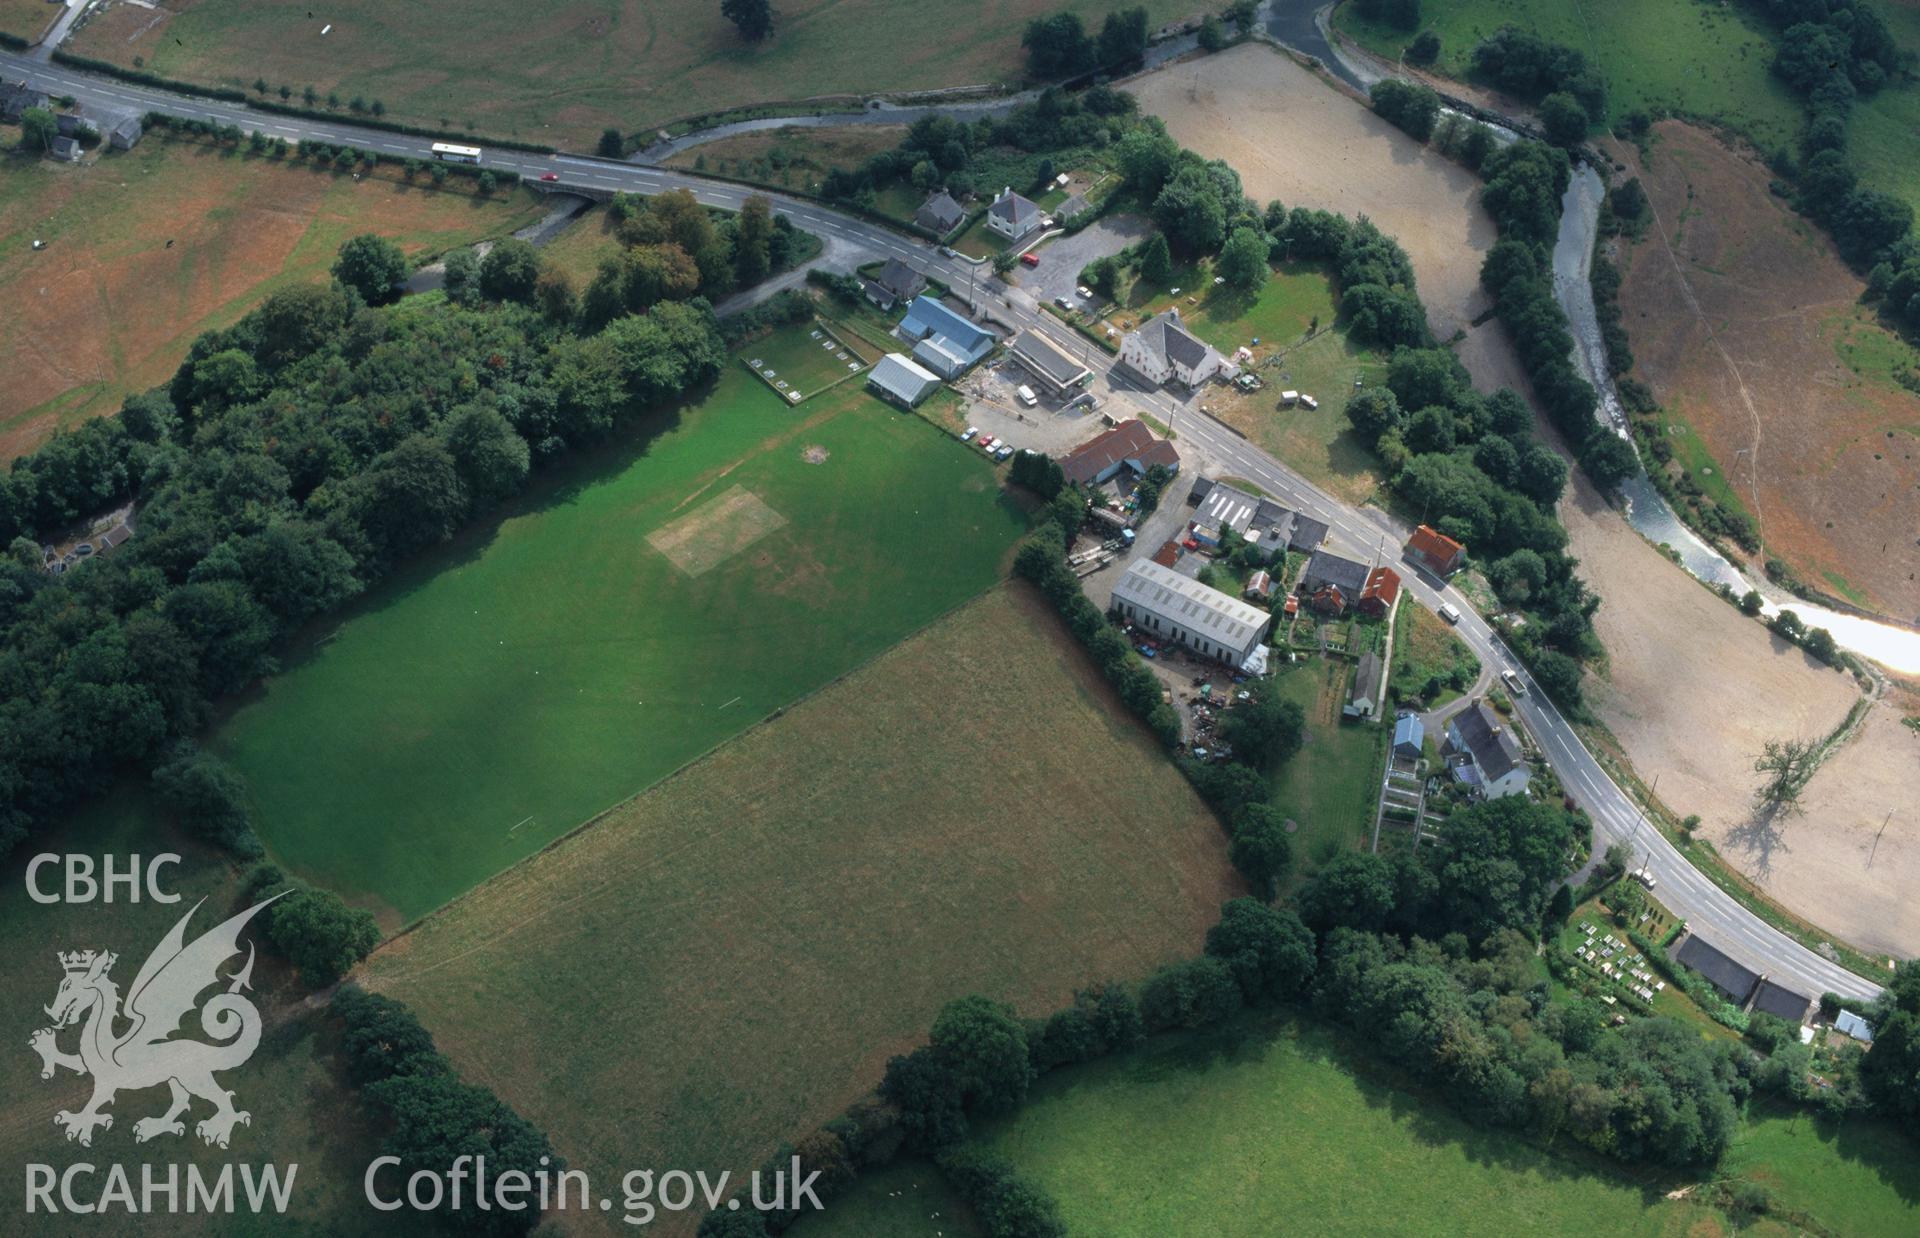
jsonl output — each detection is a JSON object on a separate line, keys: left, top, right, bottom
{"left": 0, "top": 221, "right": 735, "bottom": 863}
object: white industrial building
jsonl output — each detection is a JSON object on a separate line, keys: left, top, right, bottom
{"left": 1110, "top": 559, "right": 1271, "bottom": 670}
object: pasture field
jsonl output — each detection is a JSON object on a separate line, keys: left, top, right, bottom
{"left": 1263, "top": 659, "right": 1386, "bottom": 873}
{"left": 1390, "top": 596, "right": 1480, "bottom": 710}
{"left": 0, "top": 792, "right": 404, "bottom": 1236}
{"left": 216, "top": 346, "right": 1028, "bottom": 923}
{"left": 1331, "top": 0, "right": 1806, "bottom": 148}
{"left": 1208, "top": 327, "right": 1391, "bottom": 505}
{"left": 664, "top": 125, "right": 910, "bottom": 199}
{"left": 787, "top": 1159, "right": 985, "bottom": 1237}
{"left": 980, "top": 1013, "right": 1920, "bottom": 1236}
{"left": 0, "top": 127, "right": 541, "bottom": 459}
{"left": 361, "top": 584, "right": 1242, "bottom": 1235}
{"left": 1850, "top": 0, "right": 1920, "bottom": 212}
{"left": 1115, "top": 257, "right": 1340, "bottom": 354}
{"left": 66, "top": 0, "right": 1199, "bottom": 147}
{"left": 0, "top": 0, "right": 56, "bottom": 41}
{"left": 532, "top": 204, "right": 620, "bottom": 287}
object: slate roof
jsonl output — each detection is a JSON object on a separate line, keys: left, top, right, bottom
{"left": 1303, "top": 549, "right": 1372, "bottom": 599}
{"left": 1288, "top": 514, "right": 1329, "bottom": 551}
{"left": 1673, "top": 934, "right": 1761, "bottom": 1004}
{"left": 1394, "top": 714, "right": 1424, "bottom": 754}
{"left": 1449, "top": 701, "right": 1525, "bottom": 782}
{"left": 1008, "top": 329, "right": 1090, "bottom": 388}
{"left": 1350, "top": 652, "right": 1383, "bottom": 707}
{"left": 871, "top": 257, "right": 926, "bottom": 302}
{"left": 989, "top": 190, "right": 1041, "bottom": 228}
{"left": 1751, "top": 979, "right": 1813, "bottom": 1025}
{"left": 1132, "top": 308, "right": 1214, "bottom": 371}
{"left": 0, "top": 80, "right": 49, "bottom": 121}
{"left": 1058, "top": 419, "right": 1180, "bottom": 485}
{"left": 1187, "top": 476, "right": 1216, "bottom": 505}
{"left": 49, "top": 135, "right": 80, "bottom": 160}
{"left": 916, "top": 190, "right": 965, "bottom": 233}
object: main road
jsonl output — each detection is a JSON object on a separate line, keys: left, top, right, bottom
{"left": 0, "top": 50, "right": 1883, "bottom": 1003}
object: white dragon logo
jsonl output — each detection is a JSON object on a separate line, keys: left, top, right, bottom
{"left": 28, "top": 895, "right": 281, "bottom": 1149}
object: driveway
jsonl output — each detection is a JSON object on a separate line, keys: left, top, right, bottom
{"left": 1011, "top": 212, "right": 1152, "bottom": 308}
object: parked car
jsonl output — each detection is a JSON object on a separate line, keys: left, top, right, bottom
{"left": 1054, "top": 295, "right": 1074, "bottom": 311}
{"left": 1019, "top": 252, "right": 1040, "bottom": 267}
{"left": 1075, "top": 285, "right": 1093, "bottom": 299}
{"left": 1136, "top": 645, "right": 1157, "bottom": 658}
{"left": 74, "top": 543, "right": 94, "bottom": 557}
{"left": 977, "top": 434, "right": 995, "bottom": 448}
{"left": 1438, "top": 602, "right": 1461, "bottom": 624}
{"left": 960, "top": 427, "right": 978, "bottom": 442}
{"left": 995, "top": 444, "right": 1014, "bottom": 461}
{"left": 1501, "top": 669, "right": 1526, "bottom": 697}
{"left": 1015, "top": 385, "right": 1038, "bottom": 408}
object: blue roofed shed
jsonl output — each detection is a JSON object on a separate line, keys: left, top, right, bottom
{"left": 1393, "top": 715, "right": 1424, "bottom": 760}
{"left": 896, "top": 295, "right": 993, "bottom": 377}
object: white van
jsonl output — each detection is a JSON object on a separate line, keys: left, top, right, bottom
{"left": 1016, "top": 385, "right": 1039, "bottom": 408}
{"left": 1437, "top": 602, "right": 1461, "bottom": 625}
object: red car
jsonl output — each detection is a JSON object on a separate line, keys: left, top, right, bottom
{"left": 1019, "top": 252, "right": 1040, "bottom": 267}
{"left": 977, "top": 434, "right": 996, "bottom": 448}
{"left": 539, "top": 172, "right": 560, "bottom": 182}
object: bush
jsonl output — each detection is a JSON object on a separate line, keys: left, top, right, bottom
{"left": 151, "top": 742, "right": 263, "bottom": 857}
{"left": 252, "top": 874, "right": 382, "bottom": 985}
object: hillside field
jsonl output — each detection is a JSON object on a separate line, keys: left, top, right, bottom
{"left": 67, "top": 0, "right": 1200, "bottom": 146}
{"left": 362, "top": 584, "right": 1243, "bottom": 1235}
{"left": 215, "top": 346, "right": 1028, "bottom": 923}
{"left": 0, "top": 792, "right": 404, "bottom": 1236}
{"left": 0, "top": 128, "right": 541, "bottom": 459}
{"left": 979, "top": 1013, "right": 1920, "bottom": 1235}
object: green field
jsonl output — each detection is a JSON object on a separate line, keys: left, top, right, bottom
{"left": 1334, "top": 0, "right": 1806, "bottom": 148}
{"left": 0, "top": 0, "right": 55, "bottom": 41}
{"left": 1119, "top": 257, "right": 1341, "bottom": 355}
{"left": 67, "top": 0, "right": 1198, "bottom": 147}
{"left": 980, "top": 1013, "right": 1920, "bottom": 1236}
{"left": 216, "top": 340, "right": 1028, "bottom": 922}
{"left": 363, "top": 584, "right": 1242, "bottom": 1215}
{"left": 789, "top": 1158, "right": 986, "bottom": 1237}
{"left": 1853, "top": 1, "right": 1920, "bottom": 213}
{"left": 0, "top": 793, "right": 404, "bottom": 1236}
{"left": 1265, "top": 659, "right": 1388, "bottom": 874}
{"left": 1389, "top": 597, "right": 1480, "bottom": 710}
{"left": 743, "top": 318, "right": 878, "bottom": 402}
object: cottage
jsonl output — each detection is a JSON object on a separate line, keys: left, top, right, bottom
{"left": 915, "top": 190, "right": 966, "bottom": 236}
{"left": 107, "top": 113, "right": 144, "bottom": 151}
{"left": 1115, "top": 308, "right": 1227, "bottom": 389}
{"left": 1359, "top": 566, "right": 1401, "bottom": 618}
{"left": 1673, "top": 934, "right": 1763, "bottom": 1005}
{"left": 0, "top": 80, "right": 50, "bottom": 122}
{"left": 1288, "top": 514, "right": 1329, "bottom": 552}
{"left": 1751, "top": 979, "right": 1814, "bottom": 1026}
{"left": 1007, "top": 329, "right": 1091, "bottom": 398}
{"left": 1111, "top": 559, "right": 1271, "bottom": 669}
{"left": 865, "top": 353, "right": 942, "bottom": 409}
{"left": 985, "top": 187, "right": 1043, "bottom": 242}
{"left": 1442, "top": 700, "right": 1531, "bottom": 798}
{"left": 1301, "top": 550, "right": 1370, "bottom": 614}
{"left": 1407, "top": 524, "right": 1466, "bottom": 576}
{"left": 1344, "top": 652, "right": 1383, "bottom": 719}
{"left": 1058, "top": 419, "right": 1180, "bottom": 487}
{"left": 1393, "top": 714, "right": 1425, "bottom": 760}
{"left": 861, "top": 257, "right": 927, "bottom": 311}
{"left": 895, "top": 295, "right": 994, "bottom": 378}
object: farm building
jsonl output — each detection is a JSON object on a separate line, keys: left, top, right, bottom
{"left": 916, "top": 190, "right": 966, "bottom": 236}
{"left": 895, "top": 295, "right": 994, "bottom": 378}
{"left": 1007, "top": 330, "right": 1092, "bottom": 398}
{"left": 1058, "top": 419, "right": 1180, "bottom": 487}
{"left": 1344, "top": 652, "right": 1383, "bottom": 719}
{"left": 1442, "top": 700, "right": 1530, "bottom": 799}
{"left": 1116, "top": 308, "right": 1227, "bottom": 389}
{"left": 1192, "top": 483, "right": 1326, "bottom": 558}
{"left": 1301, "top": 551, "right": 1400, "bottom": 618}
{"left": 1393, "top": 714, "right": 1424, "bottom": 759}
{"left": 866, "top": 353, "right": 942, "bottom": 409}
{"left": 1111, "top": 559, "right": 1271, "bottom": 670}
{"left": 1406, "top": 524, "right": 1466, "bottom": 576}
{"left": 985, "top": 188, "right": 1044, "bottom": 242}
{"left": 862, "top": 258, "right": 927, "bottom": 311}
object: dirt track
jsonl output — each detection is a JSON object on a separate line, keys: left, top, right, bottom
{"left": 1127, "top": 42, "right": 1496, "bottom": 340}
{"left": 1130, "top": 46, "right": 1904, "bottom": 951}
{"left": 1615, "top": 122, "right": 1920, "bottom": 621}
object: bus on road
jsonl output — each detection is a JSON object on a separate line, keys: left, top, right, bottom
{"left": 430, "top": 143, "right": 483, "bottom": 164}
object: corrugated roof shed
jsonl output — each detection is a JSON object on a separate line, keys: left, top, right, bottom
{"left": 1112, "top": 559, "right": 1269, "bottom": 654}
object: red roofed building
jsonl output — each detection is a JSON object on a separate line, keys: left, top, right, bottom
{"left": 1406, "top": 524, "right": 1466, "bottom": 576}
{"left": 1058, "top": 419, "right": 1181, "bottom": 486}
{"left": 1358, "top": 566, "right": 1401, "bottom": 618}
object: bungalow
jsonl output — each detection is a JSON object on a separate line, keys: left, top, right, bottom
{"left": 1407, "top": 524, "right": 1466, "bottom": 576}
{"left": 895, "top": 294, "right": 994, "bottom": 378}
{"left": 0, "top": 80, "right": 49, "bottom": 121}
{"left": 1007, "top": 329, "right": 1092, "bottom": 398}
{"left": 861, "top": 257, "right": 927, "bottom": 311}
{"left": 866, "top": 353, "right": 942, "bottom": 409}
{"left": 1393, "top": 714, "right": 1425, "bottom": 760}
{"left": 1058, "top": 419, "right": 1180, "bottom": 487}
{"left": 1115, "top": 308, "right": 1227, "bottom": 389}
{"left": 915, "top": 190, "right": 966, "bottom": 237}
{"left": 985, "top": 187, "right": 1044, "bottom": 242}
{"left": 1344, "top": 652, "right": 1384, "bottom": 719}
{"left": 1442, "top": 700, "right": 1531, "bottom": 799}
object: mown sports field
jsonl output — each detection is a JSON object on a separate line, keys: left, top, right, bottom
{"left": 976, "top": 1013, "right": 1920, "bottom": 1236}
{"left": 215, "top": 341, "right": 1028, "bottom": 923}
{"left": 0, "top": 126, "right": 541, "bottom": 459}
{"left": 361, "top": 584, "right": 1243, "bottom": 1234}
{"left": 66, "top": 0, "right": 1200, "bottom": 146}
